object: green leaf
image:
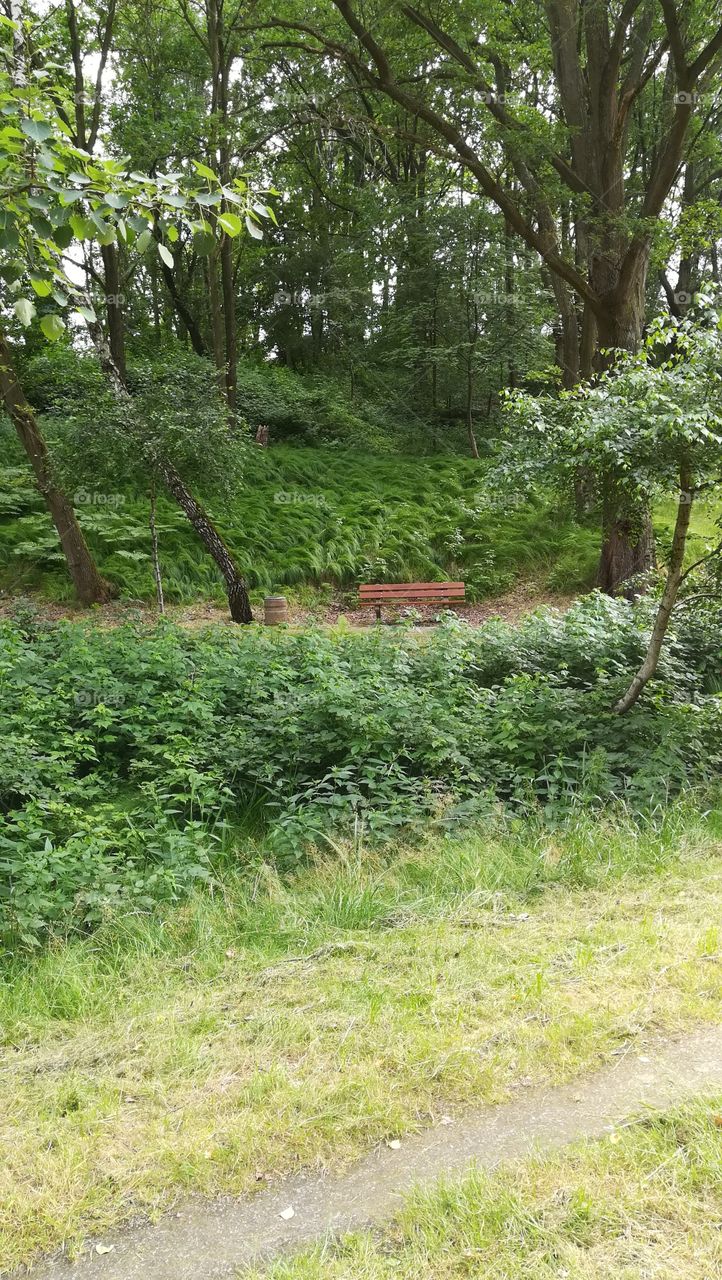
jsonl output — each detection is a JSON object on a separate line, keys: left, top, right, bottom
{"left": 135, "top": 228, "right": 153, "bottom": 254}
{"left": 69, "top": 213, "right": 92, "bottom": 240}
{"left": 157, "top": 242, "right": 174, "bottom": 268}
{"left": 245, "top": 215, "right": 263, "bottom": 240}
{"left": 52, "top": 224, "right": 74, "bottom": 249}
{"left": 219, "top": 212, "right": 242, "bottom": 237}
{"left": 192, "top": 230, "right": 214, "bottom": 257}
{"left": 29, "top": 274, "right": 53, "bottom": 297}
{"left": 14, "top": 298, "right": 36, "bottom": 327}
{"left": 21, "top": 117, "right": 53, "bottom": 143}
{"left": 192, "top": 161, "right": 219, "bottom": 182}
{"left": 40, "top": 314, "right": 66, "bottom": 341}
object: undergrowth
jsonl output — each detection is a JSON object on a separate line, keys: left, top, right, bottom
{"left": 0, "top": 594, "right": 720, "bottom": 948}
{"left": 0, "top": 440, "right": 599, "bottom": 603}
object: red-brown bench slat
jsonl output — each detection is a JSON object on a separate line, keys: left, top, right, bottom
{"left": 359, "top": 581, "right": 465, "bottom": 620}
{"left": 360, "top": 582, "right": 464, "bottom": 596}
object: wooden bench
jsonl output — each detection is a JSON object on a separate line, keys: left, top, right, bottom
{"left": 359, "top": 581, "right": 465, "bottom": 621}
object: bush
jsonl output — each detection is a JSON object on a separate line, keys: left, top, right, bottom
{"left": 0, "top": 595, "right": 720, "bottom": 946}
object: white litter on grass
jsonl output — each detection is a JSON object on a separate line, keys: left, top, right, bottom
{"left": 387, "top": 1139, "right": 401, "bottom": 1150}
{"left": 95, "top": 1244, "right": 114, "bottom": 1255}
{"left": 279, "top": 1207, "right": 295, "bottom": 1221}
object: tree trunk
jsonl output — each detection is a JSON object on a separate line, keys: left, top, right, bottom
{"left": 149, "top": 480, "right": 165, "bottom": 615}
{"left": 100, "top": 242, "right": 126, "bottom": 378}
{"left": 220, "top": 230, "right": 237, "bottom": 417}
{"left": 0, "top": 326, "right": 112, "bottom": 605}
{"left": 154, "top": 456, "right": 252, "bottom": 621}
{"left": 466, "top": 358, "right": 479, "bottom": 459}
{"left": 614, "top": 464, "right": 694, "bottom": 714}
{"left": 597, "top": 479, "right": 655, "bottom": 597}
{"left": 595, "top": 278, "right": 656, "bottom": 593}
{"left": 84, "top": 310, "right": 253, "bottom": 622}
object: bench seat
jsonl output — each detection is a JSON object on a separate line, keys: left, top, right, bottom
{"left": 359, "top": 581, "right": 465, "bottom": 620}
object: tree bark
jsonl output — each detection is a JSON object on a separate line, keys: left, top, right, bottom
{"left": 0, "top": 326, "right": 112, "bottom": 605}
{"left": 84, "top": 310, "right": 253, "bottom": 622}
{"left": 595, "top": 282, "right": 657, "bottom": 592}
{"left": 597, "top": 491, "right": 655, "bottom": 597}
{"left": 149, "top": 480, "right": 165, "bottom": 615}
{"left": 100, "top": 242, "right": 126, "bottom": 378}
{"left": 614, "top": 463, "right": 694, "bottom": 713}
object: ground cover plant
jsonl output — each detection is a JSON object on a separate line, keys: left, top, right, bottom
{"left": 0, "top": 434, "right": 601, "bottom": 605}
{"left": 1, "top": 595, "right": 721, "bottom": 948}
{"left": 1, "top": 801, "right": 721, "bottom": 1269}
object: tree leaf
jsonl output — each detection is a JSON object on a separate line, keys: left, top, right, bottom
{"left": 219, "top": 212, "right": 242, "bottom": 237}
{"left": 39, "top": 313, "right": 66, "bottom": 341}
{"left": 14, "top": 298, "right": 36, "bottom": 326}
{"left": 192, "top": 161, "right": 219, "bottom": 182}
{"left": 157, "top": 242, "right": 174, "bottom": 268}
{"left": 21, "top": 117, "right": 52, "bottom": 143}
{"left": 245, "top": 215, "right": 263, "bottom": 240}
{"left": 30, "top": 274, "right": 53, "bottom": 297}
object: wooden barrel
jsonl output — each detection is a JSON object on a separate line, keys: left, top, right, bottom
{"left": 264, "top": 595, "right": 288, "bottom": 625}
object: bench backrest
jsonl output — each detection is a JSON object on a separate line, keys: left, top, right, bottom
{"left": 359, "top": 581, "right": 465, "bottom": 604}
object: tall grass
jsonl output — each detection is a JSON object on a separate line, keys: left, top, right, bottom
{"left": 2, "top": 797, "right": 717, "bottom": 1036}
{"left": 0, "top": 445, "right": 600, "bottom": 603}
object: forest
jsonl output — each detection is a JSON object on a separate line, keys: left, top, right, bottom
{"left": 1, "top": 1, "right": 722, "bottom": 1277}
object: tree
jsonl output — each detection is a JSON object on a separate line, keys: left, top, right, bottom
{"left": 505, "top": 302, "right": 722, "bottom": 712}
{"left": 264, "top": 0, "right": 722, "bottom": 591}
{"left": 0, "top": 0, "right": 272, "bottom": 619}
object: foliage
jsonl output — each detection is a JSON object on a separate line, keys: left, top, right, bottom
{"left": 503, "top": 303, "right": 722, "bottom": 514}
{"left": 0, "top": 6, "right": 273, "bottom": 344}
{"left": 0, "top": 430, "right": 600, "bottom": 600}
{"left": 18, "top": 344, "right": 243, "bottom": 496}
{"left": 1, "top": 597, "right": 720, "bottom": 946}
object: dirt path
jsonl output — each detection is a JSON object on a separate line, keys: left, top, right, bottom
{"left": 0, "top": 582, "right": 574, "bottom": 631}
{"left": 21, "top": 1024, "right": 722, "bottom": 1280}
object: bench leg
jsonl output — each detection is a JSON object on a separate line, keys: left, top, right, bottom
{"left": 375, "top": 605, "right": 381, "bottom": 623}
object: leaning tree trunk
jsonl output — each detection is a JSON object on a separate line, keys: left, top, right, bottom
{"left": 614, "top": 463, "right": 694, "bottom": 714}
{"left": 0, "top": 326, "right": 112, "bottom": 605}
{"left": 83, "top": 311, "right": 253, "bottom": 623}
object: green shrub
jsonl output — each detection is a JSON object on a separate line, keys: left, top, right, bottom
{"left": 0, "top": 595, "right": 720, "bottom": 947}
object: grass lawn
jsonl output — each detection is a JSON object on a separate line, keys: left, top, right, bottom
{"left": 2, "top": 805, "right": 722, "bottom": 1271}
{"left": 252, "top": 1098, "right": 722, "bottom": 1279}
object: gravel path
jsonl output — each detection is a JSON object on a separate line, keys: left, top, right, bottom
{"left": 21, "top": 1023, "right": 722, "bottom": 1280}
